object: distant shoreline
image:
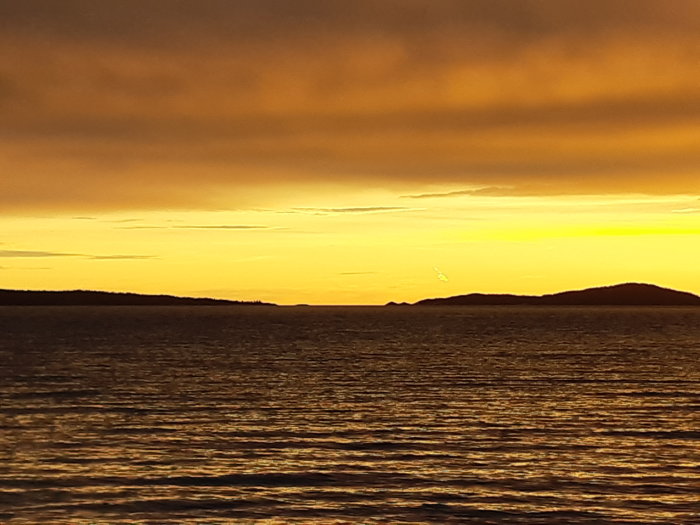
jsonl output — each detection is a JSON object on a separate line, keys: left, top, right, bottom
{"left": 390, "top": 283, "right": 700, "bottom": 307}
{"left": 2, "top": 282, "right": 699, "bottom": 307}
{"left": 0, "top": 289, "right": 275, "bottom": 306}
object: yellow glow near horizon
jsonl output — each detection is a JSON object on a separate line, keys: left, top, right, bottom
{"left": 1, "top": 192, "right": 699, "bottom": 305}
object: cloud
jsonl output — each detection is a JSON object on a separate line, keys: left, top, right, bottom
{"left": 0, "top": 249, "right": 155, "bottom": 260}
{"left": 116, "top": 224, "right": 272, "bottom": 230}
{"left": 403, "top": 187, "right": 516, "bottom": 199}
{"left": 0, "top": 265, "right": 51, "bottom": 270}
{"left": 173, "top": 225, "right": 272, "bottom": 229}
{"left": 2, "top": 1, "right": 697, "bottom": 47}
{"left": 291, "top": 206, "right": 419, "bottom": 214}
{"left": 115, "top": 226, "right": 162, "bottom": 230}
{"left": 1, "top": 1, "right": 699, "bottom": 212}
{"left": 88, "top": 254, "right": 157, "bottom": 260}
{"left": 339, "top": 271, "right": 378, "bottom": 275}
{"left": 0, "top": 250, "right": 81, "bottom": 258}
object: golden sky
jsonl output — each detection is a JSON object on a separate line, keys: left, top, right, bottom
{"left": 1, "top": 0, "right": 699, "bottom": 304}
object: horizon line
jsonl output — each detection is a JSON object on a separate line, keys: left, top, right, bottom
{"left": 2, "top": 281, "right": 700, "bottom": 306}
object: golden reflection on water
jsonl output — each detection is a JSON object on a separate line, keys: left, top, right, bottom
{"left": 0, "top": 306, "right": 699, "bottom": 524}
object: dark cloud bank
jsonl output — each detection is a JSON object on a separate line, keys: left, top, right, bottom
{"left": 1, "top": 1, "right": 698, "bottom": 212}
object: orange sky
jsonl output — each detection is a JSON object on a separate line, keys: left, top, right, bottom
{"left": 1, "top": 1, "right": 699, "bottom": 304}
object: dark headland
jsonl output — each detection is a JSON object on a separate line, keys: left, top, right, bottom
{"left": 398, "top": 283, "right": 700, "bottom": 306}
{"left": 0, "top": 289, "right": 275, "bottom": 306}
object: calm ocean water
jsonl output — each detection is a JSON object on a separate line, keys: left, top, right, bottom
{"left": 0, "top": 306, "right": 698, "bottom": 524}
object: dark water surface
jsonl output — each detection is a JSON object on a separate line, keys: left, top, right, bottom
{"left": 1, "top": 306, "right": 698, "bottom": 524}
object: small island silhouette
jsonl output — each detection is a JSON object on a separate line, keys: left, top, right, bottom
{"left": 397, "top": 283, "right": 700, "bottom": 306}
{"left": 0, "top": 289, "right": 275, "bottom": 306}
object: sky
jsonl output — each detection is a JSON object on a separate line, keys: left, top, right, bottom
{"left": 1, "top": 0, "right": 699, "bottom": 304}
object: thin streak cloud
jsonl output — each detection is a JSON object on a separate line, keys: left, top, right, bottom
{"left": 0, "top": 266, "right": 51, "bottom": 270}
{"left": 291, "top": 207, "right": 419, "bottom": 214}
{"left": 0, "top": 249, "right": 156, "bottom": 260}
{"left": 403, "top": 187, "right": 514, "bottom": 199}
{"left": 173, "top": 225, "right": 272, "bottom": 230}
{"left": 89, "top": 255, "right": 157, "bottom": 260}
{"left": 0, "top": 250, "right": 81, "bottom": 258}
{"left": 116, "top": 225, "right": 272, "bottom": 230}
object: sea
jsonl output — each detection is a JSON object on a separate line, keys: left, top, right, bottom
{"left": 0, "top": 306, "right": 698, "bottom": 524}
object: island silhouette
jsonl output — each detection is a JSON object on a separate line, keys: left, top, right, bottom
{"left": 2, "top": 283, "right": 699, "bottom": 306}
{"left": 405, "top": 283, "right": 700, "bottom": 306}
{"left": 0, "top": 289, "right": 274, "bottom": 306}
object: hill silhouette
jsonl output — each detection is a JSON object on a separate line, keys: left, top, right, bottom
{"left": 0, "top": 289, "right": 275, "bottom": 306}
{"left": 411, "top": 283, "right": 700, "bottom": 306}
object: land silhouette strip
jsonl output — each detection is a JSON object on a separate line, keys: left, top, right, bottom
{"left": 402, "top": 283, "right": 700, "bottom": 306}
{"left": 0, "top": 289, "right": 274, "bottom": 306}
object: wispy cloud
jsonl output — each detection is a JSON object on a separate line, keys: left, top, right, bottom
{"left": 118, "top": 224, "right": 272, "bottom": 230}
{"left": 0, "top": 249, "right": 155, "bottom": 260}
{"left": 173, "top": 225, "right": 271, "bottom": 229}
{"left": 291, "top": 206, "right": 420, "bottom": 215}
{"left": 671, "top": 208, "right": 700, "bottom": 214}
{"left": 89, "top": 254, "right": 157, "bottom": 260}
{"left": 402, "top": 187, "right": 518, "bottom": 199}
{"left": 116, "top": 226, "right": 162, "bottom": 230}
{"left": 0, "top": 265, "right": 51, "bottom": 270}
{"left": 0, "top": 250, "right": 81, "bottom": 258}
